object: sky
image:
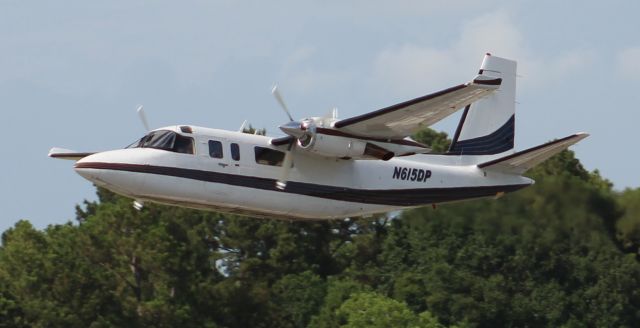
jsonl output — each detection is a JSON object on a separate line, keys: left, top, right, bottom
{"left": 1, "top": 1, "right": 639, "bottom": 233}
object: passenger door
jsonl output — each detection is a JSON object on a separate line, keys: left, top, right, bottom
{"left": 229, "top": 142, "right": 242, "bottom": 170}
{"left": 194, "top": 138, "right": 231, "bottom": 200}
{"left": 203, "top": 138, "right": 230, "bottom": 172}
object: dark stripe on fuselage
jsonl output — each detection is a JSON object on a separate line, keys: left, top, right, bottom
{"left": 76, "top": 162, "right": 529, "bottom": 206}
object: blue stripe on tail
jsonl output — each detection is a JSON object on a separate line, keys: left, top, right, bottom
{"left": 447, "top": 115, "right": 515, "bottom": 155}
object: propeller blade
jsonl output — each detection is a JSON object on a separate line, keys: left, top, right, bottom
{"left": 137, "top": 105, "right": 150, "bottom": 131}
{"left": 276, "top": 141, "right": 295, "bottom": 190}
{"left": 271, "top": 85, "right": 294, "bottom": 122}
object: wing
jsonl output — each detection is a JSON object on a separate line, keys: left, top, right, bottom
{"left": 48, "top": 147, "right": 96, "bottom": 161}
{"left": 333, "top": 76, "right": 501, "bottom": 139}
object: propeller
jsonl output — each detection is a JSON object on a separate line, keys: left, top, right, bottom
{"left": 137, "top": 105, "right": 150, "bottom": 131}
{"left": 276, "top": 143, "right": 294, "bottom": 190}
{"left": 134, "top": 106, "right": 150, "bottom": 210}
{"left": 272, "top": 85, "right": 294, "bottom": 122}
{"left": 270, "top": 85, "right": 325, "bottom": 190}
{"left": 271, "top": 85, "right": 298, "bottom": 190}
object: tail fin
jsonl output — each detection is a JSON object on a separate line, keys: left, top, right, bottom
{"left": 477, "top": 133, "right": 589, "bottom": 175}
{"left": 448, "top": 54, "right": 517, "bottom": 156}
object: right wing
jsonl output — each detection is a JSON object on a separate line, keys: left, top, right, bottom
{"left": 48, "top": 147, "right": 96, "bottom": 161}
{"left": 332, "top": 75, "right": 502, "bottom": 139}
{"left": 477, "top": 133, "right": 589, "bottom": 175}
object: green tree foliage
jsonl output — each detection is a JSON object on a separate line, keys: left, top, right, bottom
{"left": 336, "top": 292, "right": 418, "bottom": 328}
{"left": 333, "top": 291, "right": 447, "bottom": 328}
{"left": 616, "top": 188, "right": 640, "bottom": 256}
{"left": 412, "top": 128, "right": 451, "bottom": 152}
{"left": 1, "top": 129, "right": 640, "bottom": 327}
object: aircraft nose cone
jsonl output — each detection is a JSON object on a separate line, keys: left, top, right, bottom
{"left": 74, "top": 150, "right": 143, "bottom": 196}
{"left": 279, "top": 121, "right": 305, "bottom": 138}
{"left": 74, "top": 153, "right": 106, "bottom": 185}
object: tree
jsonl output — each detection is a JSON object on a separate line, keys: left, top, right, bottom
{"left": 336, "top": 292, "right": 419, "bottom": 328}
{"left": 412, "top": 128, "right": 451, "bottom": 152}
{"left": 3, "top": 134, "right": 640, "bottom": 327}
{"left": 271, "top": 271, "right": 326, "bottom": 327}
{"left": 372, "top": 150, "right": 640, "bottom": 327}
{"left": 616, "top": 188, "right": 640, "bottom": 256}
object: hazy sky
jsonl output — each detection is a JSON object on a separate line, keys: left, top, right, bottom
{"left": 2, "top": 1, "right": 639, "bottom": 233}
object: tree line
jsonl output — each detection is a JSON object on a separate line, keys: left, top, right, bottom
{"left": 1, "top": 130, "right": 640, "bottom": 327}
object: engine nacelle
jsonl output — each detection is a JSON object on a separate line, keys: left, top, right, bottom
{"left": 298, "top": 131, "right": 394, "bottom": 160}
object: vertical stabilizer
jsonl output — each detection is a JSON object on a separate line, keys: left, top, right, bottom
{"left": 448, "top": 54, "right": 517, "bottom": 157}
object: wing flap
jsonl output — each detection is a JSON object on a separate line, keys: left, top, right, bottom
{"left": 477, "top": 133, "right": 589, "bottom": 174}
{"left": 48, "top": 147, "right": 96, "bottom": 161}
{"left": 333, "top": 76, "right": 501, "bottom": 139}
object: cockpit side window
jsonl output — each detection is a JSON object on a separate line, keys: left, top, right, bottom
{"left": 254, "top": 146, "right": 285, "bottom": 166}
{"left": 174, "top": 134, "right": 194, "bottom": 154}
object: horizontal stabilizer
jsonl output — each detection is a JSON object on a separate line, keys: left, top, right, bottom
{"left": 48, "top": 147, "right": 96, "bottom": 161}
{"left": 477, "top": 133, "right": 589, "bottom": 174}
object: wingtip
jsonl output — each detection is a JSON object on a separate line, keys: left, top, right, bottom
{"left": 48, "top": 147, "right": 96, "bottom": 160}
{"left": 48, "top": 147, "right": 73, "bottom": 157}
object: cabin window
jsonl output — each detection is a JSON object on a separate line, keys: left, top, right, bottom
{"left": 231, "top": 143, "right": 240, "bottom": 161}
{"left": 126, "top": 130, "right": 194, "bottom": 155}
{"left": 254, "top": 147, "right": 285, "bottom": 166}
{"left": 209, "top": 140, "right": 223, "bottom": 158}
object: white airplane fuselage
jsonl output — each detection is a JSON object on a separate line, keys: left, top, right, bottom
{"left": 74, "top": 125, "right": 533, "bottom": 220}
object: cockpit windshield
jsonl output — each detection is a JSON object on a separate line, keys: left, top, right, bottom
{"left": 126, "top": 130, "right": 194, "bottom": 154}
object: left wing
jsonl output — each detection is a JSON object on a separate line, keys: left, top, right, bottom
{"left": 48, "top": 147, "right": 96, "bottom": 161}
{"left": 333, "top": 76, "right": 501, "bottom": 139}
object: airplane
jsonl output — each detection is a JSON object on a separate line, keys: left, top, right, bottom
{"left": 49, "top": 54, "right": 588, "bottom": 220}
